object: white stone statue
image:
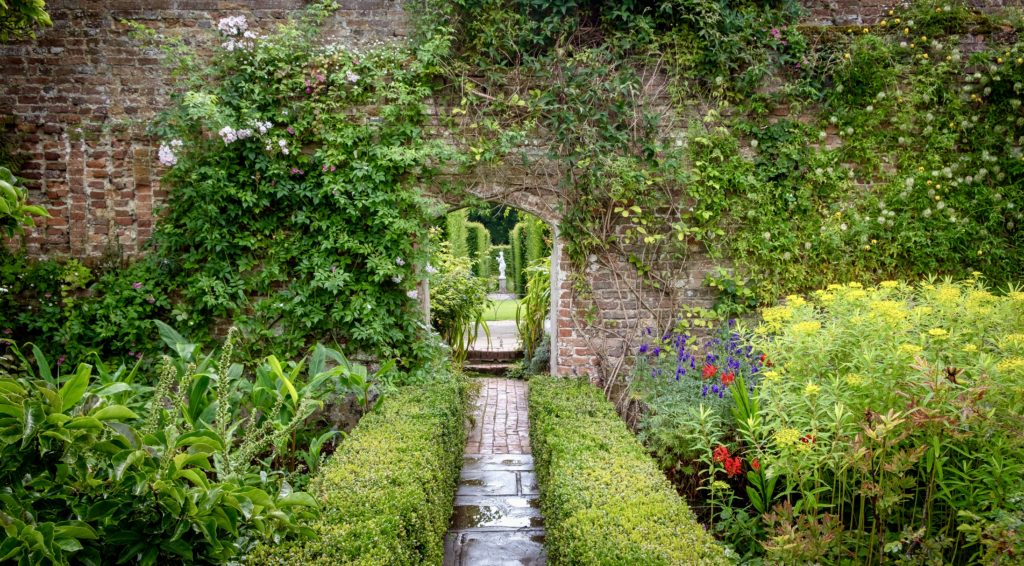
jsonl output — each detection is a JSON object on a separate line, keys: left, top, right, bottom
{"left": 498, "top": 251, "right": 507, "bottom": 279}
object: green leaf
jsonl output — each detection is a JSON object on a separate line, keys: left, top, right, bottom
{"left": 31, "top": 344, "right": 52, "bottom": 384}
{"left": 154, "top": 320, "right": 195, "bottom": 361}
{"left": 59, "top": 363, "right": 92, "bottom": 412}
{"left": 65, "top": 416, "right": 104, "bottom": 430}
{"left": 91, "top": 405, "right": 139, "bottom": 422}
{"left": 277, "top": 492, "right": 317, "bottom": 507}
{"left": 265, "top": 355, "right": 299, "bottom": 405}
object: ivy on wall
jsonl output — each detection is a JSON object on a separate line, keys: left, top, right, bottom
{"left": 414, "top": 0, "right": 1023, "bottom": 309}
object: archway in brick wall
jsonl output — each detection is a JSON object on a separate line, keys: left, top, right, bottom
{"left": 424, "top": 176, "right": 566, "bottom": 376}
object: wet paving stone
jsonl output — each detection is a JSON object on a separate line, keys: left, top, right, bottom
{"left": 463, "top": 454, "right": 535, "bottom": 472}
{"left": 445, "top": 379, "right": 545, "bottom": 565}
{"left": 451, "top": 496, "right": 543, "bottom": 530}
{"left": 444, "top": 529, "right": 547, "bottom": 566}
{"left": 458, "top": 471, "right": 520, "bottom": 497}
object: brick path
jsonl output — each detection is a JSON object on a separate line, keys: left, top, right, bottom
{"left": 444, "top": 378, "right": 546, "bottom": 565}
{"left": 465, "top": 378, "right": 531, "bottom": 454}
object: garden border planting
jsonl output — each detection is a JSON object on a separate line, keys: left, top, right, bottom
{"left": 250, "top": 378, "right": 468, "bottom": 565}
{"left": 528, "top": 376, "right": 731, "bottom": 565}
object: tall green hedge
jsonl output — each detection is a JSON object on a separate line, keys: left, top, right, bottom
{"left": 249, "top": 379, "right": 468, "bottom": 565}
{"left": 446, "top": 210, "right": 469, "bottom": 258}
{"left": 509, "top": 217, "right": 549, "bottom": 295}
{"left": 528, "top": 377, "right": 732, "bottom": 565}
{"left": 466, "top": 221, "right": 492, "bottom": 279}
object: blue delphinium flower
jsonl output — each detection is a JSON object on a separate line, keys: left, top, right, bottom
{"left": 702, "top": 384, "right": 709, "bottom": 397}
{"left": 639, "top": 343, "right": 649, "bottom": 354}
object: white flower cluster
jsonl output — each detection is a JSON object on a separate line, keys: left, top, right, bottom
{"left": 253, "top": 120, "right": 272, "bottom": 134}
{"left": 345, "top": 70, "right": 360, "bottom": 84}
{"left": 218, "top": 126, "right": 253, "bottom": 145}
{"left": 264, "top": 138, "right": 290, "bottom": 155}
{"left": 217, "top": 15, "right": 248, "bottom": 36}
{"left": 158, "top": 139, "right": 183, "bottom": 167}
{"left": 218, "top": 15, "right": 258, "bottom": 51}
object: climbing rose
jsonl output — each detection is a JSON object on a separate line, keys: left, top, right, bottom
{"left": 157, "top": 143, "right": 177, "bottom": 166}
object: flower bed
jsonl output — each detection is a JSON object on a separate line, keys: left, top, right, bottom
{"left": 632, "top": 279, "right": 1024, "bottom": 564}
{"left": 250, "top": 378, "right": 468, "bottom": 565}
{"left": 528, "top": 376, "right": 730, "bottom": 565}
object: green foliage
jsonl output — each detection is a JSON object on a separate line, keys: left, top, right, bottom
{"left": 0, "top": 332, "right": 334, "bottom": 565}
{"left": 516, "top": 257, "right": 550, "bottom": 360}
{"left": 640, "top": 279, "right": 1024, "bottom": 563}
{"left": 428, "top": 243, "right": 491, "bottom": 365}
{"left": 0, "top": 166, "right": 48, "bottom": 238}
{"left": 528, "top": 376, "right": 731, "bottom": 565}
{"left": 445, "top": 209, "right": 470, "bottom": 258}
{"left": 417, "top": 0, "right": 1023, "bottom": 305}
{"left": 0, "top": 252, "right": 176, "bottom": 365}
{"left": 140, "top": 2, "right": 454, "bottom": 365}
{"left": 465, "top": 220, "right": 492, "bottom": 278}
{"left": 248, "top": 378, "right": 468, "bottom": 565}
{"left": 0, "top": 0, "right": 52, "bottom": 41}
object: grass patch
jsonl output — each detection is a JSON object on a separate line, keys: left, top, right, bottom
{"left": 249, "top": 378, "right": 469, "bottom": 565}
{"left": 483, "top": 299, "right": 519, "bottom": 321}
{"left": 529, "top": 376, "right": 731, "bottom": 565}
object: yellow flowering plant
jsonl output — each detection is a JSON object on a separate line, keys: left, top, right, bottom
{"left": 745, "top": 277, "right": 1024, "bottom": 564}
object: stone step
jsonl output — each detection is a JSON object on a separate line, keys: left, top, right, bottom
{"left": 467, "top": 349, "right": 524, "bottom": 362}
{"left": 463, "top": 362, "right": 514, "bottom": 376}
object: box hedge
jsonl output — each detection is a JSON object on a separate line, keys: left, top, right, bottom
{"left": 528, "top": 376, "right": 732, "bottom": 565}
{"left": 249, "top": 378, "right": 468, "bottom": 565}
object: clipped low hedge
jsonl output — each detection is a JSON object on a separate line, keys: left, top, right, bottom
{"left": 250, "top": 378, "right": 468, "bottom": 565}
{"left": 528, "top": 376, "right": 731, "bottom": 565}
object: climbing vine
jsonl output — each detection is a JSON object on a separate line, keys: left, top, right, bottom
{"left": 412, "top": 0, "right": 1022, "bottom": 307}
{"left": 136, "top": 2, "right": 455, "bottom": 365}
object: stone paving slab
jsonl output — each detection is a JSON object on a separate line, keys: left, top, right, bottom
{"left": 458, "top": 471, "right": 520, "bottom": 497}
{"left": 445, "top": 378, "right": 545, "bottom": 565}
{"left": 444, "top": 530, "right": 547, "bottom": 566}
{"left": 450, "top": 496, "right": 543, "bottom": 530}
{"left": 463, "top": 454, "right": 535, "bottom": 472}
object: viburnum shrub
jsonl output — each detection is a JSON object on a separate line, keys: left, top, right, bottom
{"left": 646, "top": 278, "right": 1024, "bottom": 563}
{"left": 132, "top": 2, "right": 455, "bottom": 365}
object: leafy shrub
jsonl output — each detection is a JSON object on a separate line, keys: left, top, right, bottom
{"left": 135, "top": 2, "right": 454, "bottom": 364}
{"left": 643, "top": 278, "right": 1024, "bottom": 563}
{"left": 0, "top": 332, "right": 328, "bottom": 565}
{"left": 0, "top": 251, "right": 176, "bottom": 365}
{"left": 516, "top": 257, "right": 550, "bottom": 361}
{"left": 528, "top": 376, "right": 730, "bottom": 565}
{"left": 429, "top": 243, "right": 491, "bottom": 365}
{"left": 0, "top": 166, "right": 47, "bottom": 237}
{"left": 248, "top": 377, "right": 468, "bottom": 565}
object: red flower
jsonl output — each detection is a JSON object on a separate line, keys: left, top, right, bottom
{"left": 713, "top": 444, "right": 729, "bottom": 463}
{"left": 761, "top": 353, "right": 773, "bottom": 367}
{"left": 725, "top": 456, "right": 743, "bottom": 477}
{"left": 721, "top": 372, "right": 735, "bottom": 387}
{"left": 703, "top": 364, "right": 718, "bottom": 379}
{"left": 800, "top": 434, "right": 816, "bottom": 444}
{"left": 751, "top": 458, "right": 761, "bottom": 471}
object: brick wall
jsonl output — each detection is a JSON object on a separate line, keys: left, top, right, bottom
{"left": 3, "top": 0, "right": 1020, "bottom": 383}
{"left": 0, "top": 0, "right": 407, "bottom": 257}
{"left": 800, "top": 0, "right": 1022, "bottom": 26}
